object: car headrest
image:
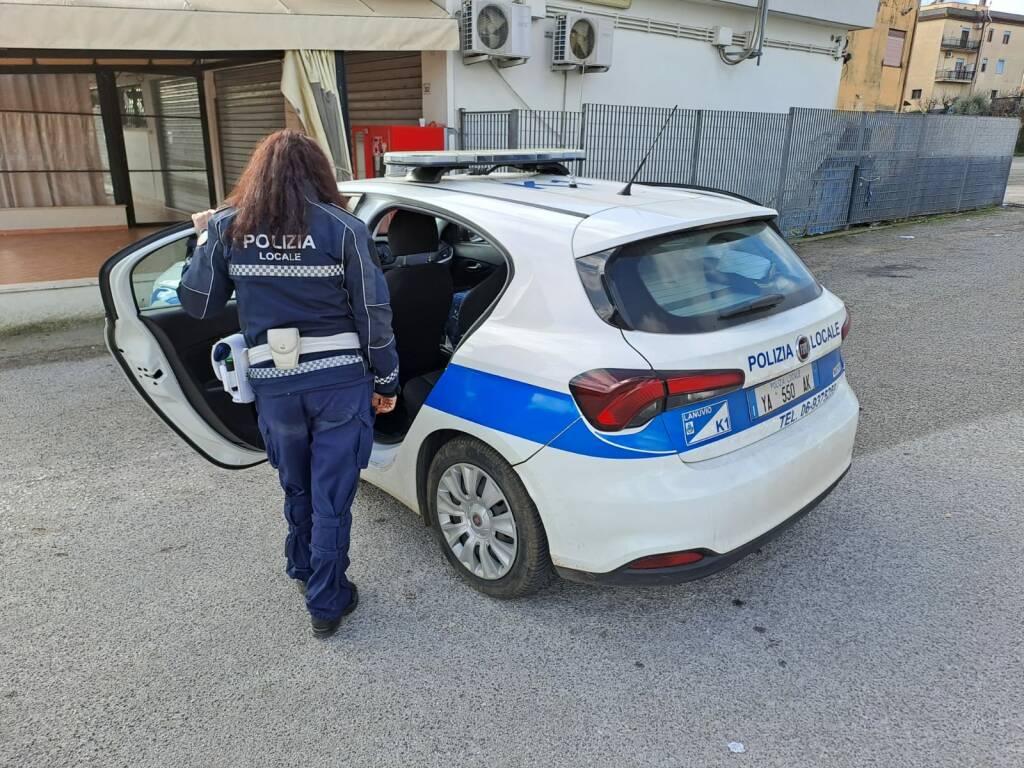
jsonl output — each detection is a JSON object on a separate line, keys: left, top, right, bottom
{"left": 387, "top": 210, "right": 439, "bottom": 258}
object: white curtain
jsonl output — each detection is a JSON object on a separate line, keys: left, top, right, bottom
{"left": 0, "top": 73, "right": 110, "bottom": 208}
{"left": 281, "top": 50, "right": 352, "bottom": 182}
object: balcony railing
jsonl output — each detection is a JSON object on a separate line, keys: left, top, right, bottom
{"left": 940, "top": 36, "right": 981, "bottom": 50}
{"left": 935, "top": 68, "right": 976, "bottom": 82}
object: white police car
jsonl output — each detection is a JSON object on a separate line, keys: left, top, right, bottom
{"left": 100, "top": 150, "right": 857, "bottom": 598}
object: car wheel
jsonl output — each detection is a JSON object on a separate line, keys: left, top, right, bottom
{"left": 427, "top": 436, "right": 552, "bottom": 598}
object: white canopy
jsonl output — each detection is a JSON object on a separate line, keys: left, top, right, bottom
{"left": 0, "top": 0, "right": 459, "bottom": 52}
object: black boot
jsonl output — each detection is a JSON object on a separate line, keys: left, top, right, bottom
{"left": 310, "top": 583, "right": 359, "bottom": 638}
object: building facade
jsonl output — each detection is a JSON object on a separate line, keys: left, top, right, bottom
{"left": 903, "top": 1, "right": 1024, "bottom": 111}
{"left": 423, "top": 0, "right": 877, "bottom": 127}
{"left": 0, "top": 0, "right": 876, "bottom": 234}
{"left": 836, "top": 1, "right": 919, "bottom": 111}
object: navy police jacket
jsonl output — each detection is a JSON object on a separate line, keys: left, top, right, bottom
{"left": 177, "top": 195, "right": 399, "bottom": 396}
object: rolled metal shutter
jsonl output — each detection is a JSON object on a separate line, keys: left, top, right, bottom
{"left": 345, "top": 52, "right": 422, "bottom": 125}
{"left": 214, "top": 62, "right": 286, "bottom": 190}
{"left": 154, "top": 76, "right": 209, "bottom": 213}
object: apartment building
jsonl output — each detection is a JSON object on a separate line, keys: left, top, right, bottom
{"left": 837, "top": 0, "right": 919, "bottom": 112}
{"left": 903, "top": 1, "right": 1024, "bottom": 110}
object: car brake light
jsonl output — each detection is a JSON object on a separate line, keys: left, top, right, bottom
{"left": 841, "top": 310, "right": 851, "bottom": 340}
{"left": 569, "top": 368, "right": 744, "bottom": 432}
{"left": 628, "top": 550, "right": 705, "bottom": 569}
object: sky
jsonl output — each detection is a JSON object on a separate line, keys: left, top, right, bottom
{"left": 922, "top": 0, "right": 1024, "bottom": 10}
{"left": 983, "top": 0, "right": 1024, "bottom": 10}
{"left": 943, "top": 0, "right": 1024, "bottom": 11}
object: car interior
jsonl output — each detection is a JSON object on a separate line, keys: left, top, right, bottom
{"left": 372, "top": 208, "right": 508, "bottom": 442}
{"left": 122, "top": 207, "right": 509, "bottom": 453}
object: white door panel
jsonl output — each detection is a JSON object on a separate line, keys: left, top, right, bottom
{"left": 102, "top": 226, "right": 265, "bottom": 468}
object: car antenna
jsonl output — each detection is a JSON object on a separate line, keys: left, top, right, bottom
{"left": 619, "top": 105, "right": 678, "bottom": 196}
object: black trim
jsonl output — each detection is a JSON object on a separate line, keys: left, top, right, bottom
{"left": 98, "top": 223, "right": 264, "bottom": 471}
{"left": 96, "top": 71, "right": 133, "bottom": 224}
{"left": 397, "top": 183, "right": 589, "bottom": 219}
{"left": 643, "top": 182, "right": 769, "bottom": 209}
{"left": 555, "top": 466, "right": 850, "bottom": 586}
{"left": 196, "top": 74, "right": 218, "bottom": 210}
{"left": 355, "top": 195, "right": 514, "bottom": 353}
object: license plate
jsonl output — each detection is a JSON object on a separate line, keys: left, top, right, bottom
{"left": 752, "top": 363, "right": 815, "bottom": 418}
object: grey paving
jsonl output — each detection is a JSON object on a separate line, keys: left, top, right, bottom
{"left": 1, "top": 209, "right": 1022, "bottom": 767}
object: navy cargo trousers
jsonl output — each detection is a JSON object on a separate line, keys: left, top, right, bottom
{"left": 255, "top": 378, "right": 374, "bottom": 621}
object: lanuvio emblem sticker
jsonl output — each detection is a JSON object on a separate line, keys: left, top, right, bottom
{"left": 682, "top": 401, "right": 732, "bottom": 446}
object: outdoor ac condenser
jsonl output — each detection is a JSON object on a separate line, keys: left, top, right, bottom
{"left": 551, "top": 13, "right": 613, "bottom": 72}
{"left": 461, "top": 0, "right": 532, "bottom": 65}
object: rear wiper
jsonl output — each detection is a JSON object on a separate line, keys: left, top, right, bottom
{"left": 718, "top": 293, "right": 785, "bottom": 320}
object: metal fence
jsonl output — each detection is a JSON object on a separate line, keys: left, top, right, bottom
{"left": 459, "top": 104, "right": 1020, "bottom": 238}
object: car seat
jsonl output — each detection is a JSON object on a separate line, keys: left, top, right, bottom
{"left": 402, "top": 263, "right": 509, "bottom": 426}
{"left": 384, "top": 211, "right": 454, "bottom": 387}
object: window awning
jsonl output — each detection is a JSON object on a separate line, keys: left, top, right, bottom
{"left": 0, "top": 0, "right": 459, "bottom": 52}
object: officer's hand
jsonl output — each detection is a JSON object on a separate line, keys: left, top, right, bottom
{"left": 372, "top": 393, "right": 397, "bottom": 415}
{"left": 191, "top": 209, "right": 215, "bottom": 233}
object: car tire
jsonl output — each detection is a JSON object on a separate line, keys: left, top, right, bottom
{"left": 427, "top": 436, "right": 552, "bottom": 598}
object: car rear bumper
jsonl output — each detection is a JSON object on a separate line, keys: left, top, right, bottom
{"left": 515, "top": 375, "right": 859, "bottom": 579}
{"left": 554, "top": 465, "right": 849, "bottom": 585}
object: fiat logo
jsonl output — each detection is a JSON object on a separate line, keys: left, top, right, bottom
{"left": 796, "top": 335, "right": 810, "bottom": 361}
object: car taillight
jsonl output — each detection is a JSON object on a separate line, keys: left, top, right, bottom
{"left": 841, "top": 309, "right": 851, "bottom": 340}
{"left": 568, "top": 369, "right": 666, "bottom": 431}
{"left": 569, "top": 368, "right": 744, "bottom": 432}
{"left": 628, "top": 550, "right": 705, "bottom": 570}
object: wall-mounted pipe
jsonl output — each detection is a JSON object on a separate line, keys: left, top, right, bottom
{"left": 718, "top": 0, "right": 770, "bottom": 66}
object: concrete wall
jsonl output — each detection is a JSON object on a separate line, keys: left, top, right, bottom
{"left": 690, "top": 0, "right": 875, "bottom": 30}
{"left": 0, "top": 279, "right": 104, "bottom": 333}
{"left": 425, "top": 0, "right": 875, "bottom": 126}
{"left": 0, "top": 206, "right": 127, "bottom": 233}
{"left": 836, "top": 0, "right": 918, "bottom": 112}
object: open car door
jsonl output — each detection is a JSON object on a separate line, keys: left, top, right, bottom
{"left": 99, "top": 224, "right": 265, "bottom": 468}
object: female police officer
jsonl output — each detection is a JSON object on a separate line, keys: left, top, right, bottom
{"left": 177, "top": 130, "right": 398, "bottom": 638}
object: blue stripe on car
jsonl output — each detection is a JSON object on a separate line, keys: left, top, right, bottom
{"left": 425, "top": 364, "right": 580, "bottom": 445}
{"left": 424, "top": 350, "right": 844, "bottom": 459}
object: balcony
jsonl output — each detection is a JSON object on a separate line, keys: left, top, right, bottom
{"left": 940, "top": 36, "right": 981, "bottom": 51}
{"left": 935, "top": 67, "right": 976, "bottom": 82}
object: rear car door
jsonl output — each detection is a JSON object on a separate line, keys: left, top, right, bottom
{"left": 99, "top": 224, "right": 265, "bottom": 468}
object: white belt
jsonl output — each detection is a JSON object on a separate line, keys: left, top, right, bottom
{"left": 247, "top": 332, "right": 361, "bottom": 365}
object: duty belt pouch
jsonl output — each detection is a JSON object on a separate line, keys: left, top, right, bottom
{"left": 267, "top": 328, "right": 300, "bottom": 369}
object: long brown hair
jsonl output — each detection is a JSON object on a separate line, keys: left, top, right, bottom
{"left": 225, "top": 130, "right": 344, "bottom": 242}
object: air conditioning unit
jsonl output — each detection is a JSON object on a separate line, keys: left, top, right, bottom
{"left": 551, "top": 13, "right": 613, "bottom": 72}
{"left": 461, "top": 0, "right": 532, "bottom": 66}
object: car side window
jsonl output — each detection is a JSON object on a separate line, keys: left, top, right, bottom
{"left": 131, "top": 236, "right": 192, "bottom": 311}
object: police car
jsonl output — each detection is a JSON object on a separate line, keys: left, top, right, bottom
{"left": 100, "top": 149, "right": 857, "bottom": 597}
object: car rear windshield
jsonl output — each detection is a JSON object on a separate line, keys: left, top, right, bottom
{"left": 581, "top": 219, "right": 821, "bottom": 334}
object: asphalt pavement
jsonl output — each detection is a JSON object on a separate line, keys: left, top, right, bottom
{"left": 1, "top": 208, "right": 1022, "bottom": 767}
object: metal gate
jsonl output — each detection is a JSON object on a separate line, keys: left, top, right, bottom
{"left": 214, "top": 62, "right": 286, "bottom": 190}
{"left": 154, "top": 76, "right": 209, "bottom": 213}
{"left": 345, "top": 52, "right": 422, "bottom": 125}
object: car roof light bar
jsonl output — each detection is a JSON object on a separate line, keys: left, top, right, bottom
{"left": 384, "top": 149, "right": 586, "bottom": 183}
